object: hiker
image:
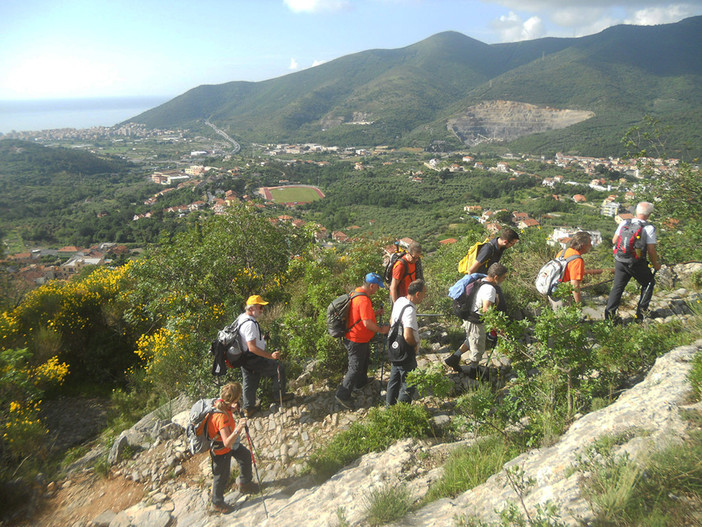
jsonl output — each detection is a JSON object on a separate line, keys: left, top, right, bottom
{"left": 389, "top": 242, "right": 423, "bottom": 303}
{"left": 236, "top": 295, "right": 293, "bottom": 417}
{"left": 209, "top": 382, "right": 258, "bottom": 513}
{"left": 604, "top": 202, "right": 661, "bottom": 323}
{"left": 444, "top": 263, "right": 508, "bottom": 377}
{"left": 386, "top": 279, "right": 426, "bottom": 406}
{"left": 548, "top": 231, "right": 593, "bottom": 310}
{"left": 466, "top": 228, "right": 520, "bottom": 275}
{"left": 335, "top": 272, "right": 390, "bottom": 409}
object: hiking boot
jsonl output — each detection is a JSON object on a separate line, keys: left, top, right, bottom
{"left": 444, "top": 353, "right": 462, "bottom": 373}
{"left": 335, "top": 395, "right": 352, "bottom": 410}
{"left": 244, "top": 406, "right": 259, "bottom": 418}
{"left": 280, "top": 392, "right": 295, "bottom": 402}
{"left": 212, "top": 501, "right": 234, "bottom": 514}
{"left": 238, "top": 481, "right": 260, "bottom": 494}
{"left": 354, "top": 378, "right": 374, "bottom": 391}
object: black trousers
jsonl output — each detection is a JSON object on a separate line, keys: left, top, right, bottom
{"left": 604, "top": 260, "right": 655, "bottom": 319}
{"left": 336, "top": 339, "right": 371, "bottom": 401}
{"left": 211, "top": 443, "right": 253, "bottom": 505}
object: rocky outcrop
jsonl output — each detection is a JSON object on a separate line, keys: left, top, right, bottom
{"left": 88, "top": 339, "right": 700, "bottom": 526}
{"left": 447, "top": 100, "right": 595, "bottom": 146}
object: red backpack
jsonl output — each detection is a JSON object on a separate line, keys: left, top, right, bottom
{"left": 613, "top": 220, "right": 648, "bottom": 263}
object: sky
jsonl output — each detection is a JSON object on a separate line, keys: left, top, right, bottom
{"left": 1, "top": 0, "right": 701, "bottom": 101}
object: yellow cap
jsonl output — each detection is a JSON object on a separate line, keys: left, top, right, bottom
{"left": 246, "top": 294, "right": 269, "bottom": 306}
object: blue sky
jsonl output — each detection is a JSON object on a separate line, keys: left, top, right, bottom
{"left": 1, "top": 0, "right": 700, "bottom": 101}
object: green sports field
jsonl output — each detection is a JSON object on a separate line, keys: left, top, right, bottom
{"left": 268, "top": 186, "right": 323, "bottom": 203}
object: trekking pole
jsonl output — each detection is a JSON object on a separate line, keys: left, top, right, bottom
{"left": 378, "top": 310, "right": 385, "bottom": 398}
{"left": 241, "top": 418, "right": 269, "bottom": 518}
{"left": 277, "top": 362, "right": 283, "bottom": 411}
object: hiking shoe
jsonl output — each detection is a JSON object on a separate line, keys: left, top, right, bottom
{"left": 444, "top": 354, "right": 462, "bottom": 373}
{"left": 354, "top": 378, "right": 374, "bottom": 391}
{"left": 335, "top": 395, "right": 352, "bottom": 410}
{"left": 244, "top": 406, "right": 259, "bottom": 418}
{"left": 238, "top": 481, "right": 260, "bottom": 494}
{"left": 212, "top": 502, "right": 234, "bottom": 514}
{"left": 281, "top": 392, "right": 295, "bottom": 402}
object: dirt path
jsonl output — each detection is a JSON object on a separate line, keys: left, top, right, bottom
{"left": 14, "top": 472, "right": 145, "bottom": 527}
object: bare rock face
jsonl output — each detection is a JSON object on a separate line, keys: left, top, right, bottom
{"left": 447, "top": 100, "right": 595, "bottom": 146}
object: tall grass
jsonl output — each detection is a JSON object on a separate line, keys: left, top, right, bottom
{"left": 424, "top": 434, "right": 523, "bottom": 503}
{"left": 364, "top": 483, "right": 414, "bottom": 526}
{"left": 306, "top": 404, "right": 434, "bottom": 482}
{"left": 580, "top": 423, "right": 702, "bottom": 525}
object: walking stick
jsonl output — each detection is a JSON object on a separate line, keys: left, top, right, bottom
{"left": 241, "top": 417, "right": 269, "bottom": 518}
{"left": 277, "top": 362, "right": 283, "bottom": 410}
{"left": 378, "top": 309, "right": 384, "bottom": 398}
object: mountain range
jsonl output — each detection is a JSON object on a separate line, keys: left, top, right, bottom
{"left": 129, "top": 16, "right": 702, "bottom": 158}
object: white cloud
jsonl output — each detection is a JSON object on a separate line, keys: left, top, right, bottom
{"left": 283, "top": 0, "right": 350, "bottom": 13}
{"left": 289, "top": 58, "right": 299, "bottom": 70}
{"left": 312, "top": 59, "right": 326, "bottom": 67}
{"left": 492, "top": 11, "right": 545, "bottom": 41}
{"left": 486, "top": 2, "right": 701, "bottom": 41}
{"left": 625, "top": 5, "right": 695, "bottom": 24}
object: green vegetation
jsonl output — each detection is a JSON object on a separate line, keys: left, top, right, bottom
{"left": 577, "top": 416, "right": 702, "bottom": 526}
{"left": 363, "top": 483, "right": 414, "bottom": 526}
{"left": 306, "top": 404, "right": 434, "bottom": 482}
{"left": 425, "top": 435, "right": 523, "bottom": 502}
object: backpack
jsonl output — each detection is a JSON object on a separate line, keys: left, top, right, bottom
{"left": 326, "top": 291, "right": 369, "bottom": 338}
{"left": 186, "top": 398, "right": 223, "bottom": 455}
{"left": 387, "top": 304, "right": 414, "bottom": 364}
{"left": 209, "top": 318, "right": 259, "bottom": 376}
{"left": 458, "top": 237, "right": 491, "bottom": 274}
{"left": 451, "top": 276, "right": 493, "bottom": 323}
{"left": 613, "top": 220, "right": 649, "bottom": 263}
{"left": 534, "top": 250, "right": 583, "bottom": 296}
{"left": 383, "top": 250, "right": 424, "bottom": 286}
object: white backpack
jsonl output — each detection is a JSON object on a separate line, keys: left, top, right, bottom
{"left": 535, "top": 251, "right": 582, "bottom": 296}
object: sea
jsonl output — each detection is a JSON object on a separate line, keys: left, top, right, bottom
{"left": 0, "top": 96, "right": 171, "bottom": 134}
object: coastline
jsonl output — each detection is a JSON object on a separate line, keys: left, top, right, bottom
{"left": 0, "top": 96, "right": 170, "bottom": 134}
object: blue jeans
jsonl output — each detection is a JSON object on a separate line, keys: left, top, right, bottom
{"left": 386, "top": 355, "right": 417, "bottom": 406}
{"left": 240, "top": 354, "right": 286, "bottom": 410}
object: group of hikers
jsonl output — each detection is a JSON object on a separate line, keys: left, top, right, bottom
{"left": 203, "top": 201, "right": 661, "bottom": 512}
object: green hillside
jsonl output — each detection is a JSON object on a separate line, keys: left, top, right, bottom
{"left": 128, "top": 16, "right": 702, "bottom": 157}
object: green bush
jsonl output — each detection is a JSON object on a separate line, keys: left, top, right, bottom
{"left": 307, "top": 404, "right": 434, "bottom": 482}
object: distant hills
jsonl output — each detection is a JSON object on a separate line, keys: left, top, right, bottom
{"left": 129, "top": 16, "right": 702, "bottom": 158}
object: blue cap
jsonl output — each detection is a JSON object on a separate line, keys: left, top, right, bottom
{"left": 365, "top": 272, "right": 385, "bottom": 288}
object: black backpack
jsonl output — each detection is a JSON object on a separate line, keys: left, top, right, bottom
{"left": 387, "top": 304, "right": 415, "bottom": 364}
{"left": 326, "top": 291, "right": 369, "bottom": 338}
{"left": 383, "top": 250, "right": 424, "bottom": 286}
{"left": 209, "top": 318, "right": 259, "bottom": 375}
{"left": 614, "top": 220, "right": 649, "bottom": 263}
{"left": 453, "top": 279, "right": 494, "bottom": 323}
